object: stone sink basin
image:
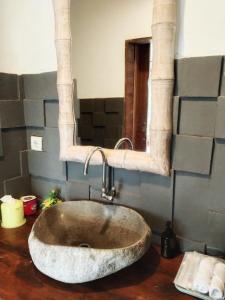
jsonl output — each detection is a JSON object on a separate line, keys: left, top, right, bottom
{"left": 28, "top": 200, "right": 151, "bottom": 283}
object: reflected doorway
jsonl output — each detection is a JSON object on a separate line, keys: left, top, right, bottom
{"left": 124, "top": 37, "right": 150, "bottom": 151}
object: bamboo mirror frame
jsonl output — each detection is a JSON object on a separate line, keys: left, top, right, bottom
{"left": 52, "top": 0, "right": 176, "bottom": 176}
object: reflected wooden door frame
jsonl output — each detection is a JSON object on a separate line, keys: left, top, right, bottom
{"left": 124, "top": 37, "right": 151, "bottom": 151}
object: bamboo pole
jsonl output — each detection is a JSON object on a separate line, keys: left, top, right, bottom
{"left": 52, "top": 0, "right": 176, "bottom": 176}
{"left": 52, "top": 0, "right": 75, "bottom": 159}
{"left": 149, "top": 0, "right": 176, "bottom": 174}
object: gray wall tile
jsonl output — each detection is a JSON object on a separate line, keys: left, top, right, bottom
{"left": 0, "top": 128, "right": 27, "bottom": 185}
{"left": 114, "top": 193, "right": 147, "bottom": 220}
{"left": 0, "top": 100, "right": 25, "bottom": 128}
{"left": 66, "top": 181, "right": 90, "bottom": 200}
{"left": 1, "top": 128, "right": 27, "bottom": 154}
{"left": 24, "top": 99, "right": 45, "bottom": 127}
{"left": 173, "top": 135, "right": 213, "bottom": 175}
{"left": 3, "top": 175, "right": 30, "bottom": 198}
{"left": 179, "top": 97, "right": 217, "bottom": 137}
{"left": 23, "top": 72, "right": 58, "bottom": 100}
{"left": 206, "top": 246, "right": 225, "bottom": 257}
{"left": 177, "top": 236, "right": 206, "bottom": 253}
{"left": 45, "top": 101, "right": 58, "bottom": 128}
{"left": 44, "top": 127, "right": 60, "bottom": 156}
{"left": 173, "top": 140, "right": 225, "bottom": 254}
{"left": 0, "top": 152, "right": 21, "bottom": 182}
{"left": 175, "top": 56, "right": 222, "bottom": 97}
{"left": 67, "top": 162, "right": 87, "bottom": 182}
{"left": 207, "top": 210, "right": 225, "bottom": 253}
{"left": 139, "top": 172, "right": 173, "bottom": 232}
{"left": 0, "top": 73, "right": 18, "bottom": 100}
{"left": 114, "top": 168, "right": 141, "bottom": 197}
{"left": 31, "top": 176, "right": 66, "bottom": 199}
{"left": 28, "top": 151, "right": 66, "bottom": 181}
{"left": 174, "top": 172, "right": 211, "bottom": 242}
{"left": 88, "top": 165, "right": 105, "bottom": 188}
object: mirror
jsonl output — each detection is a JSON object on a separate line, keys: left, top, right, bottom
{"left": 52, "top": 0, "right": 176, "bottom": 176}
{"left": 70, "top": 0, "right": 152, "bottom": 151}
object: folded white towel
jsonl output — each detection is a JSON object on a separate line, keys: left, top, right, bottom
{"left": 209, "top": 262, "right": 225, "bottom": 299}
{"left": 193, "top": 257, "right": 216, "bottom": 294}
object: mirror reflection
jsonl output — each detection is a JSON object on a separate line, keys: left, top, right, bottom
{"left": 70, "top": 0, "right": 152, "bottom": 151}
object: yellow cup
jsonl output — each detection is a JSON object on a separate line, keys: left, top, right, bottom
{"left": 1, "top": 200, "right": 26, "bottom": 228}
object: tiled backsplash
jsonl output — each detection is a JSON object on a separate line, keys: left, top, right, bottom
{"left": 1, "top": 55, "right": 225, "bottom": 254}
{"left": 0, "top": 73, "right": 30, "bottom": 198}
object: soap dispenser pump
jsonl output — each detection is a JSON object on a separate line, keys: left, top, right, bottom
{"left": 161, "top": 221, "right": 177, "bottom": 258}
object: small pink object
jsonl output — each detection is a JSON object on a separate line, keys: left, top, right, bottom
{"left": 21, "top": 195, "right": 37, "bottom": 216}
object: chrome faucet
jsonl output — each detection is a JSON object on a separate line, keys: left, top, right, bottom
{"left": 114, "top": 137, "right": 134, "bottom": 150}
{"left": 83, "top": 147, "right": 116, "bottom": 202}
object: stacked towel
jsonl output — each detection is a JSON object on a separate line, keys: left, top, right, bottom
{"left": 193, "top": 257, "right": 216, "bottom": 294}
{"left": 209, "top": 262, "right": 225, "bottom": 299}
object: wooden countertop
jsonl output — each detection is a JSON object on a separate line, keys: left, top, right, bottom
{"left": 0, "top": 214, "right": 193, "bottom": 300}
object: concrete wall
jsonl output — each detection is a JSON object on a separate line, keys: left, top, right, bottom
{"left": 0, "top": 0, "right": 56, "bottom": 74}
{"left": 176, "top": 0, "right": 225, "bottom": 58}
{"left": 21, "top": 55, "right": 225, "bottom": 254}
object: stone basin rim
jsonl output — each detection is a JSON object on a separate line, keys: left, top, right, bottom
{"left": 30, "top": 200, "right": 151, "bottom": 251}
{"left": 28, "top": 200, "right": 151, "bottom": 283}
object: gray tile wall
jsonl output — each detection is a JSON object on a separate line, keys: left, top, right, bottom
{"left": 0, "top": 73, "right": 30, "bottom": 198}
{"left": 2, "top": 55, "right": 225, "bottom": 254}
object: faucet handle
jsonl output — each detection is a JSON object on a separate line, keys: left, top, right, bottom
{"left": 110, "top": 186, "right": 116, "bottom": 198}
{"left": 101, "top": 186, "right": 116, "bottom": 202}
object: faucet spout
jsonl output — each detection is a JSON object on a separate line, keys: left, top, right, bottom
{"left": 84, "top": 146, "right": 106, "bottom": 189}
{"left": 84, "top": 147, "right": 115, "bottom": 201}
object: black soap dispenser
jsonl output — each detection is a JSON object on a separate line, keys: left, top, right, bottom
{"left": 161, "top": 221, "right": 177, "bottom": 258}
